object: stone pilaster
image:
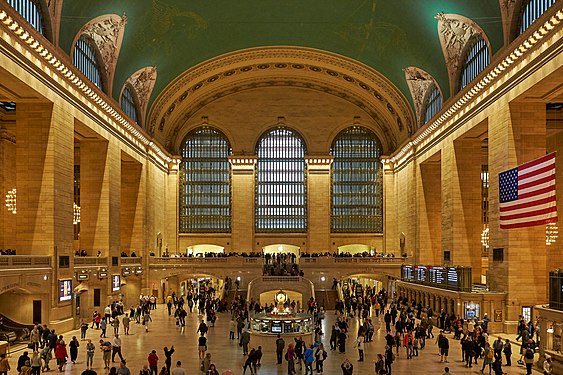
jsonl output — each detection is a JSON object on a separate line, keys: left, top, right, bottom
{"left": 382, "top": 158, "right": 397, "bottom": 254}
{"left": 16, "top": 102, "right": 74, "bottom": 257}
{"left": 166, "top": 161, "right": 178, "bottom": 254}
{"left": 489, "top": 101, "right": 547, "bottom": 326}
{"left": 306, "top": 156, "right": 333, "bottom": 253}
{"left": 120, "top": 159, "right": 145, "bottom": 254}
{"left": 441, "top": 137, "right": 482, "bottom": 282}
{"left": 229, "top": 156, "right": 256, "bottom": 252}
{"left": 418, "top": 157, "right": 442, "bottom": 264}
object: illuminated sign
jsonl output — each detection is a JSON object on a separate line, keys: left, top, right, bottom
{"left": 112, "top": 275, "right": 121, "bottom": 292}
{"left": 59, "top": 279, "right": 72, "bottom": 302}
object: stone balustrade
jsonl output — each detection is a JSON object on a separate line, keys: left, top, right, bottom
{"left": 0, "top": 255, "right": 52, "bottom": 268}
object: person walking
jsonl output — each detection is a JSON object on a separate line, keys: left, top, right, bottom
{"left": 242, "top": 348, "right": 255, "bottom": 375}
{"left": 275, "top": 334, "right": 285, "bottom": 365}
{"left": 241, "top": 330, "right": 251, "bottom": 356}
{"left": 286, "top": 343, "right": 296, "bottom": 375}
{"left": 374, "top": 353, "right": 385, "bottom": 375}
{"left": 29, "top": 351, "right": 41, "bottom": 375}
{"left": 304, "top": 344, "right": 314, "bottom": 375}
{"left": 523, "top": 342, "right": 535, "bottom": 375}
{"left": 80, "top": 321, "right": 89, "bottom": 340}
{"left": 482, "top": 342, "right": 494, "bottom": 374}
{"left": 384, "top": 345, "right": 394, "bottom": 375}
{"left": 437, "top": 331, "right": 449, "bottom": 363}
{"left": 122, "top": 314, "right": 130, "bottom": 335}
{"left": 198, "top": 334, "right": 207, "bottom": 360}
{"left": 111, "top": 334, "right": 124, "bottom": 363}
{"left": 314, "top": 343, "right": 327, "bottom": 374}
{"left": 543, "top": 354, "right": 553, "bottom": 375}
{"left": 170, "top": 361, "right": 185, "bottom": 375}
{"left": 99, "top": 340, "right": 112, "bottom": 369}
{"left": 69, "top": 336, "right": 79, "bottom": 364}
{"left": 355, "top": 334, "right": 365, "bottom": 362}
{"left": 85, "top": 339, "right": 95, "bottom": 369}
{"left": 54, "top": 336, "right": 67, "bottom": 372}
{"left": 100, "top": 319, "right": 107, "bottom": 338}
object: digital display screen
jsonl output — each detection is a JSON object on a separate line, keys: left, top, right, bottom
{"left": 402, "top": 266, "right": 414, "bottom": 280}
{"left": 428, "top": 267, "right": 445, "bottom": 286}
{"left": 447, "top": 267, "right": 458, "bottom": 287}
{"left": 59, "top": 279, "right": 72, "bottom": 302}
{"left": 271, "top": 322, "right": 282, "bottom": 333}
{"left": 112, "top": 275, "right": 121, "bottom": 292}
{"left": 414, "top": 266, "right": 427, "bottom": 283}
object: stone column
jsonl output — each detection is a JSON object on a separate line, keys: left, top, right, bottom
{"left": 382, "top": 158, "right": 397, "bottom": 254}
{"left": 488, "top": 101, "right": 547, "bottom": 329}
{"left": 0, "top": 126, "right": 16, "bottom": 249}
{"left": 306, "top": 157, "right": 333, "bottom": 253}
{"left": 418, "top": 156, "right": 442, "bottom": 264}
{"left": 120, "top": 158, "right": 145, "bottom": 254}
{"left": 80, "top": 139, "right": 121, "bottom": 257}
{"left": 165, "top": 161, "right": 178, "bottom": 254}
{"left": 229, "top": 157, "right": 256, "bottom": 252}
{"left": 16, "top": 102, "right": 74, "bottom": 257}
{"left": 442, "top": 137, "right": 482, "bottom": 282}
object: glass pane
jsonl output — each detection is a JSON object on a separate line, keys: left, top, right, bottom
{"left": 7, "top": 0, "right": 45, "bottom": 36}
{"left": 330, "top": 127, "right": 383, "bottom": 232}
{"left": 73, "top": 36, "right": 103, "bottom": 90}
{"left": 255, "top": 128, "right": 307, "bottom": 232}
{"left": 179, "top": 127, "right": 232, "bottom": 232}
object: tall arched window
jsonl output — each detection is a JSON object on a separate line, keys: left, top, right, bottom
{"left": 331, "top": 127, "right": 383, "bottom": 232}
{"left": 255, "top": 128, "right": 307, "bottom": 232}
{"left": 519, "top": 0, "right": 556, "bottom": 34}
{"left": 179, "top": 127, "right": 232, "bottom": 232}
{"left": 459, "top": 37, "right": 490, "bottom": 90}
{"left": 423, "top": 85, "right": 442, "bottom": 124}
{"left": 73, "top": 35, "right": 104, "bottom": 90}
{"left": 7, "top": 0, "right": 46, "bottom": 36}
{"left": 120, "top": 85, "right": 139, "bottom": 124}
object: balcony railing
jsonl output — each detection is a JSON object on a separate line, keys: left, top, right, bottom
{"left": 74, "top": 256, "right": 108, "bottom": 267}
{"left": 120, "top": 257, "right": 142, "bottom": 265}
{"left": 0, "top": 255, "right": 52, "bottom": 268}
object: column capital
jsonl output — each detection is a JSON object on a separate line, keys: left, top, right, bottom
{"left": 305, "top": 155, "right": 333, "bottom": 174}
{"left": 228, "top": 155, "right": 257, "bottom": 174}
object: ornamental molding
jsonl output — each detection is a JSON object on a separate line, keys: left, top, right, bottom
{"left": 73, "top": 14, "right": 127, "bottom": 94}
{"left": 435, "top": 13, "right": 491, "bottom": 93}
{"left": 168, "top": 76, "right": 398, "bottom": 155}
{"left": 148, "top": 46, "right": 415, "bottom": 150}
{"left": 45, "top": 0, "right": 63, "bottom": 44}
{"left": 404, "top": 67, "right": 441, "bottom": 127}
{"left": 499, "top": 0, "right": 522, "bottom": 45}
{"left": 122, "top": 66, "right": 157, "bottom": 126}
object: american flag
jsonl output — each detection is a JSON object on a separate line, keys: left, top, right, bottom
{"left": 499, "top": 152, "right": 557, "bottom": 229}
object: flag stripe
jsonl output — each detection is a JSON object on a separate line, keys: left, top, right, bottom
{"left": 499, "top": 195, "right": 556, "bottom": 213}
{"left": 500, "top": 216, "right": 557, "bottom": 229}
{"left": 499, "top": 152, "right": 557, "bottom": 230}
{"left": 500, "top": 209, "right": 558, "bottom": 225}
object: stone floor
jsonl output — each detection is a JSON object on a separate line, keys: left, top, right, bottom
{"left": 6, "top": 305, "right": 544, "bottom": 374}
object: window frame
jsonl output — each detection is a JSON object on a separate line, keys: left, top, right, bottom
{"left": 459, "top": 36, "right": 490, "bottom": 91}
{"left": 178, "top": 127, "right": 232, "bottom": 233}
{"left": 518, "top": 0, "right": 557, "bottom": 35}
{"left": 330, "top": 126, "right": 383, "bottom": 233}
{"left": 423, "top": 84, "right": 443, "bottom": 125}
{"left": 255, "top": 127, "right": 308, "bottom": 233}
{"left": 6, "top": 0, "right": 48, "bottom": 38}
{"left": 73, "top": 35, "right": 105, "bottom": 91}
{"left": 120, "top": 84, "right": 140, "bottom": 125}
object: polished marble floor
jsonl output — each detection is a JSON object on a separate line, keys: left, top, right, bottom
{"left": 6, "top": 305, "right": 543, "bottom": 374}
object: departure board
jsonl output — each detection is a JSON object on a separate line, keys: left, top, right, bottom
{"left": 414, "top": 266, "right": 427, "bottom": 283}
{"left": 402, "top": 265, "right": 414, "bottom": 281}
{"left": 428, "top": 266, "right": 445, "bottom": 286}
{"left": 447, "top": 267, "right": 459, "bottom": 289}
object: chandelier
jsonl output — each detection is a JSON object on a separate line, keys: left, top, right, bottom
{"left": 73, "top": 202, "right": 81, "bottom": 225}
{"left": 480, "top": 225, "right": 489, "bottom": 249}
{"left": 5, "top": 188, "right": 16, "bottom": 214}
{"left": 546, "top": 222, "right": 558, "bottom": 246}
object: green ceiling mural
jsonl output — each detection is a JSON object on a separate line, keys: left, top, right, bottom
{"left": 59, "top": 0, "right": 504, "bottom": 111}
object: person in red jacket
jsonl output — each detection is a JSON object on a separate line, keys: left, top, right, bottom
{"left": 148, "top": 350, "right": 159, "bottom": 375}
{"left": 54, "top": 336, "right": 67, "bottom": 372}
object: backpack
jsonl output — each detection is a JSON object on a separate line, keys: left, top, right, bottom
{"left": 487, "top": 349, "right": 494, "bottom": 359}
{"left": 525, "top": 348, "right": 534, "bottom": 359}
{"left": 284, "top": 352, "right": 289, "bottom": 361}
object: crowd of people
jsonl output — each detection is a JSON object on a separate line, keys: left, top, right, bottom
{"left": 0, "top": 277, "right": 555, "bottom": 375}
{"left": 0, "top": 249, "right": 16, "bottom": 255}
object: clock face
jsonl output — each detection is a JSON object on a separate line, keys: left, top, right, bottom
{"left": 275, "top": 291, "right": 287, "bottom": 304}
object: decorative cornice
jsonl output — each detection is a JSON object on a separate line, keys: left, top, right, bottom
{"left": 404, "top": 67, "right": 440, "bottom": 127}
{"left": 73, "top": 14, "right": 127, "bottom": 94}
{"left": 123, "top": 66, "right": 157, "bottom": 126}
{"left": 435, "top": 13, "right": 491, "bottom": 94}
{"left": 148, "top": 46, "right": 416, "bottom": 150}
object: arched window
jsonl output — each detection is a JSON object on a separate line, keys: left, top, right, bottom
{"left": 331, "top": 127, "right": 383, "bottom": 232}
{"left": 423, "top": 85, "right": 442, "bottom": 124}
{"left": 255, "top": 128, "right": 307, "bottom": 232}
{"left": 459, "top": 37, "right": 490, "bottom": 90}
{"left": 519, "top": 0, "right": 556, "bottom": 34}
{"left": 7, "top": 0, "right": 46, "bottom": 36}
{"left": 120, "top": 85, "right": 139, "bottom": 124}
{"left": 73, "top": 35, "right": 104, "bottom": 90}
{"left": 179, "top": 127, "right": 232, "bottom": 232}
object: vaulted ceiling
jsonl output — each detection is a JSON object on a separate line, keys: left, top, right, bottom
{"left": 58, "top": 0, "right": 505, "bottom": 110}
